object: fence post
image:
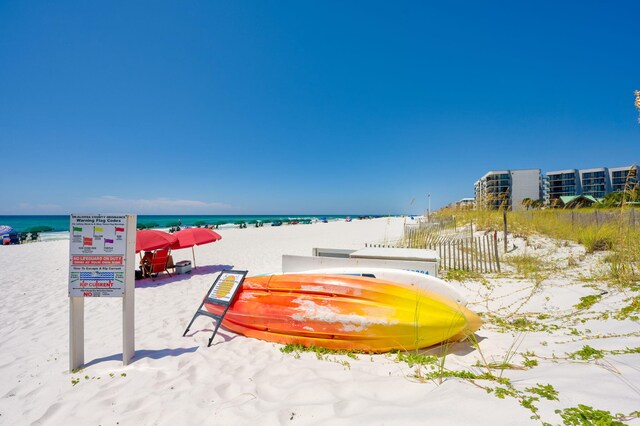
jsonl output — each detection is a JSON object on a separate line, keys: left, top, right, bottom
{"left": 465, "top": 239, "right": 470, "bottom": 271}
{"left": 494, "top": 231, "right": 501, "bottom": 272}
{"left": 473, "top": 237, "right": 482, "bottom": 272}
{"left": 632, "top": 208, "right": 636, "bottom": 230}
{"left": 469, "top": 238, "right": 478, "bottom": 272}
{"left": 503, "top": 210, "right": 508, "bottom": 252}
{"left": 487, "top": 236, "right": 496, "bottom": 272}
{"left": 443, "top": 242, "right": 447, "bottom": 270}
{"left": 471, "top": 238, "right": 476, "bottom": 272}
{"left": 481, "top": 235, "right": 486, "bottom": 272}
{"left": 452, "top": 241, "right": 457, "bottom": 270}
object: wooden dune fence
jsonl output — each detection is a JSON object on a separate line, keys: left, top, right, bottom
{"left": 369, "top": 224, "right": 502, "bottom": 273}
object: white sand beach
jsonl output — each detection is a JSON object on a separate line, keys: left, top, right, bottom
{"left": 1, "top": 217, "right": 639, "bottom": 425}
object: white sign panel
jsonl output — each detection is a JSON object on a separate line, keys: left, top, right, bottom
{"left": 207, "top": 271, "right": 244, "bottom": 303}
{"left": 69, "top": 214, "right": 128, "bottom": 297}
{"left": 283, "top": 254, "right": 439, "bottom": 277}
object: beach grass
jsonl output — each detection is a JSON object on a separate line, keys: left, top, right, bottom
{"left": 433, "top": 207, "right": 640, "bottom": 286}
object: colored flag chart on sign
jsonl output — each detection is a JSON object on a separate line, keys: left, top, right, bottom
{"left": 207, "top": 271, "right": 244, "bottom": 303}
{"left": 69, "top": 214, "right": 129, "bottom": 297}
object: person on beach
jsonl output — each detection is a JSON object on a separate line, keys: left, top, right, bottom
{"left": 140, "top": 251, "right": 154, "bottom": 277}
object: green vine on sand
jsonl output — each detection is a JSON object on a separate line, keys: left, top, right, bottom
{"left": 555, "top": 404, "right": 639, "bottom": 425}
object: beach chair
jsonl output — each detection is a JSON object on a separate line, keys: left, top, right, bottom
{"left": 149, "top": 248, "right": 173, "bottom": 280}
{"left": 9, "top": 232, "right": 20, "bottom": 244}
{"left": 166, "top": 254, "right": 176, "bottom": 274}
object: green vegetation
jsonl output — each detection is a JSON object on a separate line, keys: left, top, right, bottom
{"left": 279, "top": 206, "right": 640, "bottom": 423}
{"left": 564, "top": 345, "right": 640, "bottom": 360}
{"left": 554, "top": 404, "right": 639, "bottom": 425}
{"left": 614, "top": 296, "right": 640, "bottom": 321}
{"left": 601, "top": 189, "right": 640, "bottom": 207}
{"left": 504, "top": 254, "right": 547, "bottom": 282}
{"left": 393, "top": 351, "right": 437, "bottom": 367}
{"left": 433, "top": 208, "right": 640, "bottom": 285}
{"left": 483, "top": 313, "right": 560, "bottom": 333}
{"left": 567, "top": 345, "right": 605, "bottom": 361}
{"left": 280, "top": 340, "right": 640, "bottom": 424}
{"left": 577, "top": 224, "right": 617, "bottom": 253}
{"left": 445, "top": 269, "right": 483, "bottom": 281}
{"left": 280, "top": 343, "right": 361, "bottom": 361}
{"left": 574, "top": 294, "right": 603, "bottom": 310}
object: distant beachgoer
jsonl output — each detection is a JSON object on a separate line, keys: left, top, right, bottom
{"left": 140, "top": 251, "right": 154, "bottom": 277}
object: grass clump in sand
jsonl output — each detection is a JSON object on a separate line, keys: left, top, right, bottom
{"left": 567, "top": 345, "right": 605, "bottom": 361}
{"left": 483, "top": 313, "right": 560, "bottom": 334}
{"left": 614, "top": 296, "right": 640, "bottom": 320}
{"left": 445, "top": 269, "right": 484, "bottom": 282}
{"left": 577, "top": 224, "right": 617, "bottom": 253}
{"left": 505, "top": 254, "right": 545, "bottom": 277}
{"left": 555, "top": 405, "right": 640, "bottom": 425}
{"left": 280, "top": 343, "right": 360, "bottom": 367}
{"left": 392, "top": 351, "right": 437, "bottom": 367}
{"left": 574, "top": 294, "right": 603, "bottom": 310}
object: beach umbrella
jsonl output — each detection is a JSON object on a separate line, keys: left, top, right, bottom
{"left": 135, "top": 229, "right": 178, "bottom": 253}
{"left": 0, "top": 225, "right": 13, "bottom": 236}
{"left": 171, "top": 228, "right": 222, "bottom": 268}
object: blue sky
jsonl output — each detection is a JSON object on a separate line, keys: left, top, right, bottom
{"left": 1, "top": 1, "right": 638, "bottom": 215}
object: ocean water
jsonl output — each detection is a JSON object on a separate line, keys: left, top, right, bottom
{"left": 0, "top": 214, "right": 374, "bottom": 233}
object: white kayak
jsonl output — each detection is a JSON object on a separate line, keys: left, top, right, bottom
{"left": 290, "top": 267, "right": 467, "bottom": 306}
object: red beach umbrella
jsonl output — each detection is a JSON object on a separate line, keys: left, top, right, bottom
{"left": 171, "top": 228, "right": 222, "bottom": 268}
{"left": 135, "top": 229, "right": 178, "bottom": 253}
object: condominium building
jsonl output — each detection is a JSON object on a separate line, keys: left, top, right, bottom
{"left": 547, "top": 169, "right": 580, "bottom": 201}
{"left": 445, "top": 197, "right": 475, "bottom": 209}
{"left": 546, "top": 165, "right": 638, "bottom": 204}
{"left": 474, "top": 169, "right": 542, "bottom": 211}
{"left": 580, "top": 168, "right": 608, "bottom": 199}
{"left": 610, "top": 166, "right": 638, "bottom": 193}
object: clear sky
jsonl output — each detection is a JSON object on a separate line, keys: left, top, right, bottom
{"left": 1, "top": 1, "right": 638, "bottom": 215}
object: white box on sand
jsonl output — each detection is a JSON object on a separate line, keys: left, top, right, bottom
{"left": 175, "top": 260, "right": 192, "bottom": 274}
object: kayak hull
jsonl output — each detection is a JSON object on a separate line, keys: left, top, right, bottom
{"left": 205, "top": 274, "right": 481, "bottom": 352}
{"left": 291, "top": 267, "right": 467, "bottom": 306}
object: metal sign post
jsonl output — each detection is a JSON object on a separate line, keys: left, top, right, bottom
{"left": 183, "top": 270, "right": 247, "bottom": 347}
{"left": 69, "top": 214, "right": 136, "bottom": 371}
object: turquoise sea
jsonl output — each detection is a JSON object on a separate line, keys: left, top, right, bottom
{"left": 0, "top": 214, "right": 379, "bottom": 233}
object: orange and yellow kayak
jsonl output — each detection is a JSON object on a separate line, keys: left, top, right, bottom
{"left": 205, "top": 274, "right": 481, "bottom": 353}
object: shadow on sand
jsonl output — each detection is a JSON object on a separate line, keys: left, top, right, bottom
{"left": 414, "top": 333, "right": 486, "bottom": 357}
{"left": 183, "top": 327, "right": 239, "bottom": 347}
{"left": 135, "top": 264, "right": 234, "bottom": 288}
{"left": 83, "top": 346, "right": 199, "bottom": 368}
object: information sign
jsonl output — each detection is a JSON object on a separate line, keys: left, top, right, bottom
{"left": 183, "top": 270, "right": 247, "bottom": 347}
{"left": 69, "top": 214, "right": 128, "bottom": 297}
{"left": 69, "top": 213, "right": 136, "bottom": 370}
{"left": 207, "top": 271, "right": 244, "bottom": 303}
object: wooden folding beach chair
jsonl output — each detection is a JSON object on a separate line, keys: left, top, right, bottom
{"left": 149, "top": 248, "right": 172, "bottom": 280}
